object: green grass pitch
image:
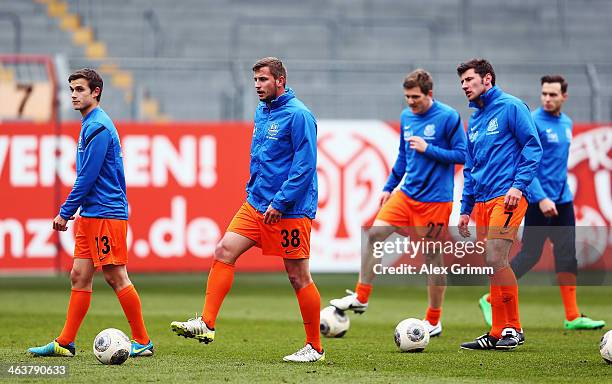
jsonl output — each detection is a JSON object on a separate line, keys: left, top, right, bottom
{"left": 0, "top": 273, "right": 610, "bottom": 383}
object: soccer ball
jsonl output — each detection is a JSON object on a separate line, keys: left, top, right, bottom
{"left": 320, "top": 306, "right": 350, "bottom": 338}
{"left": 600, "top": 330, "right": 612, "bottom": 364}
{"left": 394, "top": 318, "right": 430, "bottom": 352}
{"left": 93, "top": 328, "right": 131, "bottom": 365}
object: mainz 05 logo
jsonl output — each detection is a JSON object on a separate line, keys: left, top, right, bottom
{"left": 312, "top": 120, "right": 398, "bottom": 271}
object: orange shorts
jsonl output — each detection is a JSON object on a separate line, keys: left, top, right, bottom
{"left": 473, "top": 196, "right": 528, "bottom": 240}
{"left": 375, "top": 192, "right": 452, "bottom": 239}
{"left": 73, "top": 217, "right": 128, "bottom": 267}
{"left": 227, "top": 202, "right": 312, "bottom": 259}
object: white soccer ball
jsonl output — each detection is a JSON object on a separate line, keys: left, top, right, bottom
{"left": 600, "top": 330, "right": 612, "bottom": 364}
{"left": 93, "top": 328, "right": 131, "bottom": 365}
{"left": 394, "top": 318, "right": 430, "bottom": 352}
{"left": 320, "top": 306, "right": 350, "bottom": 338}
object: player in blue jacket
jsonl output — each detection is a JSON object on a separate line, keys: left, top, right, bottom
{"left": 171, "top": 57, "right": 323, "bottom": 362}
{"left": 478, "top": 75, "right": 605, "bottom": 330}
{"left": 330, "top": 69, "right": 466, "bottom": 337}
{"left": 457, "top": 59, "right": 542, "bottom": 351}
{"left": 29, "top": 68, "right": 153, "bottom": 358}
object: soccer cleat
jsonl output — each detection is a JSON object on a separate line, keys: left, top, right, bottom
{"left": 423, "top": 319, "right": 442, "bottom": 337}
{"left": 28, "top": 340, "right": 75, "bottom": 357}
{"left": 495, "top": 327, "right": 524, "bottom": 350}
{"left": 564, "top": 315, "right": 605, "bottom": 330}
{"left": 478, "top": 293, "right": 493, "bottom": 327}
{"left": 460, "top": 333, "right": 498, "bottom": 350}
{"left": 283, "top": 343, "right": 325, "bottom": 363}
{"left": 329, "top": 289, "right": 368, "bottom": 314}
{"left": 171, "top": 315, "right": 215, "bottom": 344}
{"left": 130, "top": 339, "right": 154, "bottom": 357}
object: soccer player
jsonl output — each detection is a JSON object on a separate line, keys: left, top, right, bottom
{"left": 170, "top": 57, "right": 323, "bottom": 363}
{"left": 330, "top": 69, "right": 467, "bottom": 337}
{"left": 456, "top": 59, "right": 542, "bottom": 350}
{"left": 28, "top": 68, "right": 153, "bottom": 357}
{"left": 477, "top": 75, "right": 605, "bottom": 330}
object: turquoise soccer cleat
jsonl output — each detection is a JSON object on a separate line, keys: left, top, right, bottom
{"left": 130, "top": 340, "right": 154, "bottom": 357}
{"left": 28, "top": 340, "right": 75, "bottom": 357}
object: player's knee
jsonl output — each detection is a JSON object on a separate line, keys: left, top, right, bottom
{"left": 424, "top": 253, "right": 443, "bottom": 264}
{"left": 102, "top": 272, "right": 117, "bottom": 289}
{"left": 70, "top": 267, "right": 92, "bottom": 288}
{"left": 214, "top": 241, "right": 238, "bottom": 264}
{"left": 367, "top": 227, "right": 389, "bottom": 244}
{"left": 485, "top": 240, "right": 511, "bottom": 267}
{"left": 287, "top": 273, "right": 311, "bottom": 290}
{"left": 485, "top": 254, "right": 508, "bottom": 271}
{"left": 102, "top": 271, "right": 129, "bottom": 291}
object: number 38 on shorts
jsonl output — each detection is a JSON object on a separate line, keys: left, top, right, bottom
{"left": 265, "top": 219, "right": 311, "bottom": 259}
{"left": 227, "top": 202, "right": 313, "bottom": 259}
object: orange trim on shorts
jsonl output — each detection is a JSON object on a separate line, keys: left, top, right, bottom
{"left": 227, "top": 202, "right": 312, "bottom": 259}
{"left": 73, "top": 217, "right": 128, "bottom": 267}
{"left": 473, "top": 196, "right": 528, "bottom": 240}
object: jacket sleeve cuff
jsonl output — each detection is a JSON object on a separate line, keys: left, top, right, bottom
{"left": 271, "top": 199, "right": 290, "bottom": 213}
{"left": 460, "top": 202, "right": 474, "bottom": 215}
{"left": 511, "top": 181, "right": 527, "bottom": 193}
{"left": 59, "top": 208, "right": 72, "bottom": 221}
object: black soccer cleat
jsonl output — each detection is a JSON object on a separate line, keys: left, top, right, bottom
{"left": 495, "top": 328, "right": 524, "bottom": 350}
{"left": 460, "top": 333, "right": 499, "bottom": 350}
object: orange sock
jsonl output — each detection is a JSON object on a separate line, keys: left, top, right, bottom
{"left": 355, "top": 282, "right": 372, "bottom": 304}
{"left": 296, "top": 282, "right": 322, "bottom": 353}
{"left": 117, "top": 285, "right": 149, "bottom": 345}
{"left": 489, "top": 284, "right": 504, "bottom": 338}
{"left": 425, "top": 307, "right": 442, "bottom": 326}
{"left": 491, "top": 266, "right": 521, "bottom": 333}
{"left": 202, "top": 260, "right": 235, "bottom": 329}
{"left": 557, "top": 272, "right": 580, "bottom": 321}
{"left": 57, "top": 289, "right": 92, "bottom": 345}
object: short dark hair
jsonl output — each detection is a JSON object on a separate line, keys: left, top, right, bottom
{"left": 403, "top": 69, "right": 433, "bottom": 94}
{"left": 456, "top": 58, "right": 496, "bottom": 86}
{"left": 252, "top": 57, "right": 287, "bottom": 81}
{"left": 68, "top": 68, "right": 103, "bottom": 101}
{"left": 541, "top": 74, "right": 568, "bottom": 93}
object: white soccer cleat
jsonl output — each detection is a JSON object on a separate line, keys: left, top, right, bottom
{"left": 170, "top": 315, "right": 215, "bottom": 344}
{"left": 423, "top": 319, "right": 442, "bottom": 337}
{"left": 283, "top": 344, "right": 325, "bottom": 363}
{"left": 329, "top": 289, "right": 368, "bottom": 314}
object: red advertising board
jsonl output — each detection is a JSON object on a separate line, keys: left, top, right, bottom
{"left": 0, "top": 122, "right": 610, "bottom": 273}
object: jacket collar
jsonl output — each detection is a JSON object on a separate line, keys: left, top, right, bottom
{"left": 261, "top": 87, "right": 295, "bottom": 110}
{"left": 538, "top": 107, "right": 563, "bottom": 120}
{"left": 469, "top": 85, "right": 501, "bottom": 109}
{"left": 82, "top": 106, "right": 99, "bottom": 122}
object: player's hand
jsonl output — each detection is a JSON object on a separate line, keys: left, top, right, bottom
{"left": 407, "top": 136, "right": 428, "bottom": 153}
{"left": 52, "top": 214, "right": 74, "bottom": 231}
{"left": 379, "top": 191, "right": 392, "bottom": 207}
{"left": 539, "top": 198, "right": 558, "bottom": 217}
{"left": 504, "top": 187, "right": 522, "bottom": 211}
{"left": 458, "top": 214, "right": 471, "bottom": 238}
{"left": 263, "top": 205, "right": 282, "bottom": 225}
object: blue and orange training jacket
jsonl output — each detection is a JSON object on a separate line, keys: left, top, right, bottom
{"left": 60, "top": 107, "right": 128, "bottom": 220}
{"left": 246, "top": 88, "right": 318, "bottom": 219}
{"left": 383, "top": 100, "right": 466, "bottom": 202}
{"left": 461, "top": 86, "right": 543, "bottom": 215}
{"left": 526, "top": 107, "right": 573, "bottom": 204}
